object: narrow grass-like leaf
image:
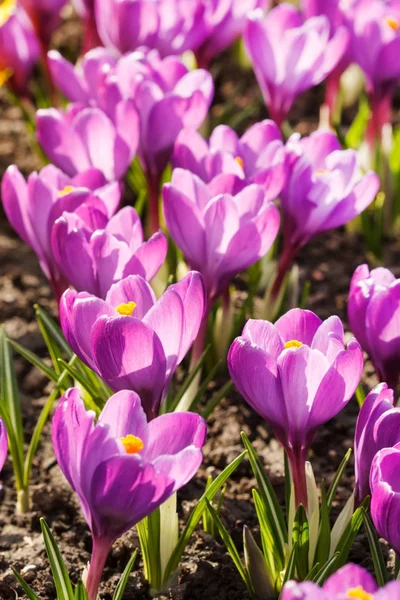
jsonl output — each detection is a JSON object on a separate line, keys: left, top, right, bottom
{"left": 205, "top": 500, "right": 251, "bottom": 591}
{"left": 169, "top": 345, "right": 211, "bottom": 413}
{"left": 312, "top": 552, "right": 340, "bottom": 585}
{"left": 292, "top": 505, "right": 309, "bottom": 580}
{"left": 40, "top": 518, "right": 74, "bottom": 600}
{"left": 241, "top": 433, "right": 286, "bottom": 560}
{"left": 355, "top": 384, "right": 366, "bottom": 408}
{"left": 113, "top": 550, "right": 138, "bottom": 600}
{"left": 202, "top": 380, "right": 233, "bottom": 420}
{"left": 326, "top": 449, "right": 352, "bottom": 510}
{"left": 252, "top": 489, "right": 278, "bottom": 579}
{"left": 187, "top": 360, "right": 223, "bottom": 413}
{"left": 58, "top": 358, "right": 101, "bottom": 409}
{"left": 304, "top": 562, "right": 320, "bottom": 581}
{"left": 362, "top": 508, "right": 389, "bottom": 586}
{"left": 74, "top": 581, "right": 88, "bottom": 600}
{"left": 12, "top": 567, "right": 41, "bottom": 600}
{"left": 164, "top": 451, "right": 246, "bottom": 581}
{"left": 9, "top": 338, "right": 58, "bottom": 382}
{"left": 334, "top": 504, "right": 365, "bottom": 569}
{"left": 315, "top": 485, "right": 330, "bottom": 566}
{"left": 281, "top": 542, "right": 298, "bottom": 587}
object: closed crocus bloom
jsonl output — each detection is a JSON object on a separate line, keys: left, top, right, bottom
{"left": 348, "top": 264, "right": 400, "bottom": 389}
{"left": 19, "top": 0, "right": 68, "bottom": 46}
{"left": 354, "top": 383, "right": 400, "bottom": 504}
{"left": 228, "top": 309, "right": 363, "bottom": 507}
{"left": 244, "top": 3, "right": 349, "bottom": 126}
{"left": 1, "top": 164, "right": 120, "bottom": 300}
{"left": 95, "top": 0, "right": 207, "bottom": 57}
{"left": 371, "top": 447, "right": 400, "bottom": 557}
{"left": 71, "top": 0, "right": 102, "bottom": 53}
{"left": 0, "top": 418, "right": 8, "bottom": 473}
{"left": 60, "top": 271, "right": 206, "bottom": 419}
{"left": 163, "top": 169, "right": 280, "bottom": 303}
{"left": 195, "top": 0, "right": 269, "bottom": 70}
{"left": 0, "top": 2, "right": 39, "bottom": 92}
{"left": 52, "top": 205, "right": 168, "bottom": 298}
{"left": 172, "top": 120, "right": 286, "bottom": 199}
{"left": 282, "top": 563, "right": 400, "bottom": 600}
{"left": 52, "top": 388, "right": 206, "bottom": 600}
{"left": 36, "top": 103, "right": 139, "bottom": 181}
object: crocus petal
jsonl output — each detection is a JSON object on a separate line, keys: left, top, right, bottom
{"left": 146, "top": 412, "right": 206, "bottom": 460}
{"left": 98, "top": 389, "right": 148, "bottom": 444}
{"left": 70, "top": 295, "right": 116, "bottom": 367}
{"left": 152, "top": 447, "right": 203, "bottom": 492}
{"left": 323, "top": 563, "right": 377, "bottom": 594}
{"left": 105, "top": 275, "right": 156, "bottom": 319}
{"left": 123, "top": 231, "right": 168, "bottom": 281}
{"left": 242, "top": 319, "right": 284, "bottom": 358}
{"left": 275, "top": 308, "right": 322, "bottom": 345}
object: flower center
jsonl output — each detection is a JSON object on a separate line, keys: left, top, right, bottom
{"left": 0, "top": 0, "right": 16, "bottom": 27}
{"left": 314, "top": 168, "right": 328, "bottom": 175}
{"left": 116, "top": 301, "right": 136, "bottom": 316}
{"left": 386, "top": 16, "right": 399, "bottom": 30}
{"left": 284, "top": 340, "right": 303, "bottom": 349}
{"left": 0, "top": 68, "right": 12, "bottom": 87}
{"left": 59, "top": 186, "right": 75, "bottom": 197}
{"left": 347, "top": 586, "right": 373, "bottom": 600}
{"left": 120, "top": 434, "right": 144, "bottom": 454}
{"left": 235, "top": 156, "right": 244, "bottom": 169}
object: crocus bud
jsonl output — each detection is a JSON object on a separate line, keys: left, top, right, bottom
{"left": 19, "top": 0, "right": 68, "bottom": 47}
{"left": 281, "top": 563, "right": 400, "bottom": 600}
{"left": 0, "top": 3, "right": 39, "bottom": 92}
{"left": 60, "top": 272, "right": 206, "bottom": 419}
{"left": 52, "top": 387, "right": 206, "bottom": 600}
{"left": 371, "top": 447, "right": 400, "bottom": 557}
{"left": 0, "top": 418, "right": 8, "bottom": 473}
{"left": 354, "top": 383, "right": 400, "bottom": 504}
{"left": 348, "top": 264, "right": 400, "bottom": 389}
{"left": 1, "top": 164, "right": 120, "bottom": 300}
{"left": 163, "top": 169, "right": 280, "bottom": 303}
{"left": 228, "top": 309, "right": 363, "bottom": 507}
{"left": 244, "top": 3, "right": 348, "bottom": 126}
{"left": 52, "top": 206, "right": 168, "bottom": 298}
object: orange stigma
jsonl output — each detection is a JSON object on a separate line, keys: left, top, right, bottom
{"left": 120, "top": 434, "right": 144, "bottom": 454}
{"left": 59, "top": 186, "right": 75, "bottom": 197}
{"left": 235, "top": 156, "right": 244, "bottom": 169}
{"left": 0, "top": 68, "right": 12, "bottom": 87}
{"left": 284, "top": 340, "right": 303, "bottom": 349}
{"left": 386, "top": 16, "right": 399, "bottom": 30}
{"left": 0, "top": 0, "right": 16, "bottom": 27}
{"left": 347, "top": 586, "right": 373, "bottom": 600}
{"left": 116, "top": 301, "right": 136, "bottom": 316}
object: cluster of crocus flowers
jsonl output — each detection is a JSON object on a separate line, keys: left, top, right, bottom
{"left": 348, "top": 264, "right": 400, "bottom": 389}
{"left": 244, "top": 2, "right": 349, "bottom": 126}
{"left": 52, "top": 387, "right": 206, "bottom": 600}
{"left": 228, "top": 308, "right": 363, "bottom": 508}
{"left": 1, "top": 164, "right": 120, "bottom": 300}
{"left": 60, "top": 271, "right": 206, "bottom": 420}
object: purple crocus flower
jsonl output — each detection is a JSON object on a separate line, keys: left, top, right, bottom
{"left": 350, "top": 0, "right": 400, "bottom": 142}
{"left": 0, "top": 3, "right": 39, "bottom": 92}
{"left": 194, "top": 0, "right": 269, "bottom": 70}
{"left": 163, "top": 169, "right": 280, "bottom": 303}
{"left": 228, "top": 309, "right": 363, "bottom": 507}
{"left": 1, "top": 164, "right": 120, "bottom": 300}
{"left": 47, "top": 48, "right": 214, "bottom": 232}
{"left": 19, "top": 0, "right": 68, "bottom": 47}
{"left": 354, "top": 383, "right": 400, "bottom": 505}
{"left": 71, "top": 0, "right": 102, "bottom": 53}
{"left": 36, "top": 102, "right": 139, "bottom": 182}
{"left": 52, "top": 205, "right": 168, "bottom": 298}
{"left": 371, "top": 446, "right": 400, "bottom": 557}
{"left": 94, "top": 0, "right": 207, "bottom": 57}
{"left": 244, "top": 3, "right": 349, "bottom": 126}
{"left": 60, "top": 271, "right": 206, "bottom": 419}
{"left": 348, "top": 264, "right": 400, "bottom": 389}
{"left": 172, "top": 120, "right": 286, "bottom": 199}
{"left": 271, "top": 130, "right": 379, "bottom": 299}
{"left": 0, "top": 418, "right": 8, "bottom": 474}
{"left": 282, "top": 563, "right": 400, "bottom": 600}
{"left": 52, "top": 387, "right": 206, "bottom": 600}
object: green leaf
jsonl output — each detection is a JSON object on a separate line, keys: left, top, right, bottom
{"left": 35, "top": 305, "right": 73, "bottom": 374}
{"left": 8, "top": 338, "right": 58, "bottom": 382}
{"left": 344, "top": 95, "right": 370, "bottom": 150}
{"left": 304, "top": 562, "right": 320, "bottom": 581}
{"left": 355, "top": 384, "right": 366, "bottom": 408}
{"left": 187, "top": 359, "right": 223, "bottom": 413}
{"left": 12, "top": 567, "right": 42, "bottom": 600}
{"left": 312, "top": 552, "right": 340, "bottom": 585}
{"left": 281, "top": 542, "right": 298, "bottom": 587}
{"left": 334, "top": 503, "right": 366, "bottom": 569}
{"left": 168, "top": 345, "right": 211, "bottom": 413}
{"left": 113, "top": 550, "right": 138, "bottom": 600}
{"left": 292, "top": 505, "right": 309, "bottom": 580}
{"left": 40, "top": 518, "right": 74, "bottom": 600}
{"left": 326, "top": 449, "right": 352, "bottom": 510}
{"left": 315, "top": 485, "right": 330, "bottom": 567}
{"left": 252, "top": 489, "right": 279, "bottom": 579}
{"left": 205, "top": 500, "right": 252, "bottom": 592}
{"left": 243, "top": 525, "right": 274, "bottom": 600}
{"left": 241, "top": 433, "right": 286, "bottom": 562}
{"left": 362, "top": 508, "right": 389, "bottom": 586}
{"left": 57, "top": 358, "right": 102, "bottom": 410}
{"left": 202, "top": 380, "right": 233, "bottom": 420}
{"left": 74, "top": 581, "right": 88, "bottom": 600}
{"left": 164, "top": 450, "right": 246, "bottom": 582}
{"left": 0, "top": 326, "right": 24, "bottom": 487}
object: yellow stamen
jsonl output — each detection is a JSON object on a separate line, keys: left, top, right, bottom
{"left": 315, "top": 168, "right": 328, "bottom": 175}
{"left": 347, "top": 586, "right": 373, "bottom": 600}
{"left": 59, "top": 186, "right": 75, "bottom": 197}
{"left": 386, "top": 16, "right": 399, "bottom": 30}
{"left": 235, "top": 156, "right": 244, "bottom": 169}
{"left": 120, "top": 434, "right": 144, "bottom": 454}
{"left": 284, "top": 340, "right": 303, "bottom": 349}
{"left": 0, "top": 67, "right": 12, "bottom": 87}
{"left": 0, "top": 0, "right": 16, "bottom": 27}
{"left": 116, "top": 301, "right": 136, "bottom": 316}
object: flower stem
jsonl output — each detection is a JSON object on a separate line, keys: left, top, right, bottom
{"left": 86, "top": 538, "right": 112, "bottom": 600}
{"left": 147, "top": 174, "right": 161, "bottom": 235}
{"left": 269, "top": 244, "right": 298, "bottom": 305}
{"left": 16, "top": 488, "right": 30, "bottom": 514}
{"left": 288, "top": 449, "right": 308, "bottom": 510}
